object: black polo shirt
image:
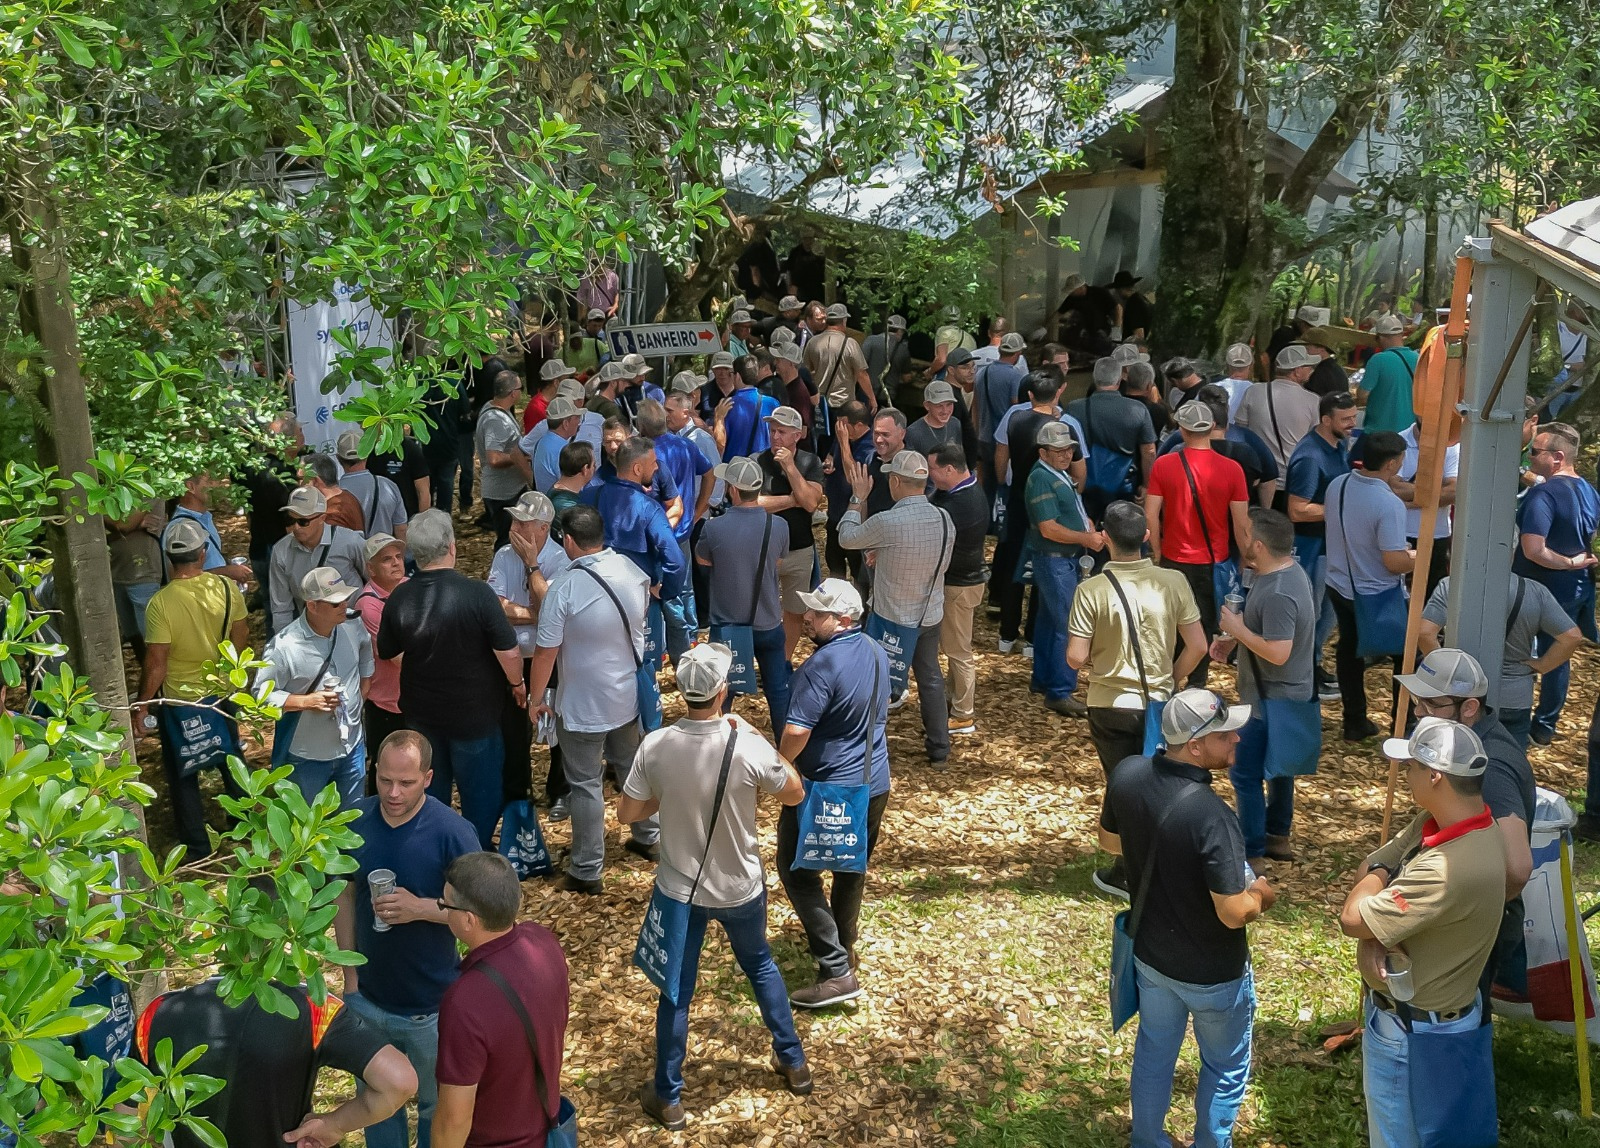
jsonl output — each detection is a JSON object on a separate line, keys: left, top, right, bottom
{"left": 1101, "top": 754, "right": 1252, "bottom": 985}
{"left": 758, "top": 447, "right": 826, "bottom": 548}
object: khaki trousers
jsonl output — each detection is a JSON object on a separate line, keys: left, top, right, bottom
{"left": 940, "top": 582, "right": 986, "bottom": 720}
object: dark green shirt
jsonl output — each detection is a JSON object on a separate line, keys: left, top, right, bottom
{"left": 1026, "top": 461, "right": 1087, "bottom": 557}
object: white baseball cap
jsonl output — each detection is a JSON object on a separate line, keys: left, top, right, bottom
{"left": 1382, "top": 716, "right": 1488, "bottom": 777}
{"left": 796, "top": 577, "right": 864, "bottom": 620}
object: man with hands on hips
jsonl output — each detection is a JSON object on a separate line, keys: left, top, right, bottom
{"left": 335, "top": 730, "right": 481, "bottom": 1148}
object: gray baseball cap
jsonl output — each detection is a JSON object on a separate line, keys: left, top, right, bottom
{"left": 1382, "top": 716, "right": 1488, "bottom": 777}
{"left": 283, "top": 486, "right": 328, "bottom": 517}
{"left": 621, "top": 353, "right": 653, "bottom": 376}
{"left": 825, "top": 303, "right": 849, "bottom": 322}
{"left": 1396, "top": 648, "right": 1489, "bottom": 700}
{"left": 709, "top": 351, "right": 735, "bottom": 370}
{"left": 677, "top": 642, "right": 733, "bottom": 702}
{"left": 778, "top": 294, "right": 802, "bottom": 312}
{"left": 546, "top": 396, "right": 582, "bottom": 422}
{"left": 729, "top": 310, "right": 753, "bottom": 326}
{"left": 508, "top": 490, "right": 556, "bottom": 523}
{"left": 772, "top": 341, "right": 802, "bottom": 364}
{"left": 998, "top": 331, "right": 1027, "bottom": 354}
{"left": 714, "top": 456, "right": 765, "bottom": 492}
{"left": 924, "top": 381, "right": 957, "bottom": 405}
{"left": 669, "top": 371, "right": 704, "bottom": 394}
{"left": 1035, "top": 421, "right": 1076, "bottom": 450}
{"left": 364, "top": 532, "right": 403, "bottom": 563}
{"left": 1224, "top": 343, "right": 1254, "bottom": 369}
{"left": 887, "top": 449, "right": 929, "bottom": 481}
{"left": 540, "top": 358, "right": 576, "bottom": 381}
{"left": 887, "top": 314, "right": 907, "bottom": 331}
{"left": 585, "top": 307, "right": 607, "bottom": 322}
{"left": 1374, "top": 314, "right": 1405, "bottom": 336}
{"left": 765, "top": 406, "right": 804, "bottom": 430}
{"left": 1275, "top": 343, "right": 1319, "bottom": 371}
{"left": 334, "top": 430, "right": 362, "bottom": 461}
{"left": 1161, "top": 689, "right": 1251, "bottom": 746}
{"left": 1176, "top": 400, "right": 1215, "bottom": 433}
{"left": 301, "top": 566, "right": 359, "bottom": 604}
{"left": 163, "top": 518, "right": 210, "bottom": 556}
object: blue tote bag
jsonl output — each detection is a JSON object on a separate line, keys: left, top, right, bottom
{"left": 864, "top": 514, "right": 949, "bottom": 695}
{"left": 476, "top": 963, "right": 580, "bottom": 1148}
{"left": 1407, "top": 1008, "right": 1498, "bottom": 1148}
{"left": 634, "top": 728, "right": 738, "bottom": 1003}
{"left": 159, "top": 577, "right": 242, "bottom": 778}
{"left": 1104, "top": 569, "right": 1166, "bottom": 755}
{"left": 1239, "top": 650, "right": 1322, "bottom": 779}
{"left": 499, "top": 799, "right": 554, "bottom": 879}
{"left": 1111, "top": 786, "right": 1206, "bottom": 1031}
{"left": 1334, "top": 479, "right": 1408, "bottom": 658}
{"left": 583, "top": 567, "right": 663, "bottom": 732}
{"left": 793, "top": 660, "right": 881, "bottom": 874}
{"left": 1080, "top": 393, "right": 1137, "bottom": 517}
{"left": 708, "top": 515, "right": 771, "bottom": 696}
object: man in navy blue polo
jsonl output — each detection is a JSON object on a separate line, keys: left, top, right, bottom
{"left": 1284, "top": 391, "right": 1355, "bottom": 700}
{"left": 584, "top": 435, "right": 687, "bottom": 602}
{"left": 635, "top": 399, "right": 713, "bottom": 662}
{"left": 777, "top": 579, "right": 891, "bottom": 1011}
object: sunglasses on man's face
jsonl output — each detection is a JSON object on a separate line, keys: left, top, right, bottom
{"left": 288, "top": 516, "right": 321, "bottom": 527}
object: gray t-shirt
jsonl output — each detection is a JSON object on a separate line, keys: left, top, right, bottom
{"left": 1325, "top": 472, "right": 1409, "bottom": 597}
{"left": 1236, "top": 562, "right": 1317, "bottom": 702}
{"left": 696, "top": 505, "right": 790, "bottom": 632}
{"left": 905, "top": 416, "right": 962, "bottom": 459}
{"left": 1064, "top": 391, "right": 1155, "bottom": 460}
{"left": 338, "top": 470, "right": 409, "bottom": 539}
{"left": 486, "top": 537, "right": 572, "bottom": 655}
{"left": 1423, "top": 574, "right": 1575, "bottom": 709}
{"left": 623, "top": 715, "right": 790, "bottom": 908}
{"left": 475, "top": 406, "right": 527, "bottom": 501}
{"left": 261, "top": 615, "right": 375, "bottom": 760}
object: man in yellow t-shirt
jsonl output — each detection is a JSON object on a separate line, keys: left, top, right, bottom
{"left": 135, "top": 518, "right": 251, "bottom": 857}
{"left": 1339, "top": 717, "right": 1506, "bottom": 1148}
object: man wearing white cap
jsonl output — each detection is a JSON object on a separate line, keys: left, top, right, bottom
{"left": 261, "top": 567, "right": 375, "bottom": 808}
{"left": 1099, "top": 688, "right": 1272, "bottom": 1148}
{"left": 522, "top": 357, "right": 576, "bottom": 433}
{"left": 726, "top": 310, "right": 755, "bottom": 359}
{"left": 619, "top": 644, "right": 811, "bottom": 1129}
{"left": 1340, "top": 717, "right": 1506, "bottom": 1148}
{"left": 336, "top": 430, "right": 409, "bottom": 542}
{"left": 1233, "top": 344, "right": 1322, "bottom": 471}
{"left": 520, "top": 377, "right": 604, "bottom": 466}
{"left": 778, "top": 579, "right": 892, "bottom": 1008}
{"left": 530, "top": 396, "right": 584, "bottom": 493}
{"left": 1267, "top": 304, "right": 1327, "bottom": 364}
{"left": 756, "top": 407, "right": 826, "bottom": 656}
{"left": 269, "top": 486, "right": 369, "bottom": 633}
{"left": 861, "top": 315, "right": 910, "bottom": 407}
{"left": 696, "top": 350, "right": 739, "bottom": 425}
{"left": 489, "top": 492, "right": 573, "bottom": 811}
{"left": 905, "top": 380, "right": 963, "bottom": 458}
{"left": 1357, "top": 314, "right": 1419, "bottom": 434}
{"left": 769, "top": 340, "right": 817, "bottom": 443}
{"left": 802, "top": 302, "right": 874, "bottom": 415}
{"left": 758, "top": 294, "right": 805, "bottom": 345}
{"left": 1215, "top": 343, "right": 1255, "bottom": 420}
{"left": 354, "top": 533, "right": 409, "bottom": 762}
{"left": 838, "top": 448, "right": 955, "bottom": 763}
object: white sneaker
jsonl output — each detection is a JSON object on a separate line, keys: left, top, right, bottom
{"left": 887, "top": 691, "right": 909, "bottom": 711}
{"left": 1023, "top": 643, "right": 1034, "bottom": 660}
{"left": 998, "top": 638, "right": 1016, "bottom": 654}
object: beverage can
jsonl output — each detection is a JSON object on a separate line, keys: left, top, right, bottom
{"left": 368, "top": 868, "right": 397, "bottom": 932}
{"left": 141, "top": 713, "right": 158, "bottom": 732}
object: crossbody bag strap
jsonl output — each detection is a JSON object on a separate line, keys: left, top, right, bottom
{"left": 916, "top": 512, "right": 951, "bottom": 626}
{"left": 365, "top": 476, "right": 380, "bottom": 531}
{"left": 581, "top": 565, "right": 644, "bottom": 668}
{"left": 213, "top": 574, "right": 233, "bottom": 645}
{"left": 1334, "top": 475, "right": 1352, "bottom": 569}
{"left": 1177, "top": 449, "right": 1222, "bottom": 576}
{"left": 1507, "top": 576, "right": 1528, "bottom": 632}
{"left": 1390, "top": 348, "right": 1416, "bottom": 381}
{"left": 1126, "top": 785, "right": 1210, "bottom": 939}
{"left": 475, "top": 962, "right": 558, "bottom": 1125}
{"left": 686, "top": 729, "right": 740, "bottom": 905}
{"left": 1103, "top": 569, "right": 1153, "bottom": 704}
{"left": 747, "top": 514, "right": 773, "bottom": 626}
{"left": 1265, "top": 382, "right": 1286, "bottom": 463}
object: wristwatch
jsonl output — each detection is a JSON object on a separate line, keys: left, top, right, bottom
{"left": 1367, "top": 861, "right": 1397, "bottom": 883}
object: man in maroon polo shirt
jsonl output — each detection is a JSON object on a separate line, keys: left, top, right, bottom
{"left": 433, "top": 852, "right": 570, "bottom": 1148}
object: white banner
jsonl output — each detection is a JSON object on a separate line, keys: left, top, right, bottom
{"left": 607, "top": 322, "right": 722, "bottom": 358}
{"left": 287, "top": 282, "right": 395, "bottom": 452}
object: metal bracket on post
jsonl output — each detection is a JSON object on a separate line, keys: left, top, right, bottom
{"left": 1479, "top": 294, "right": 1545, "bottom": 419}
{"left": 1462, "top": 235, "right": 1495, "bottom": 262}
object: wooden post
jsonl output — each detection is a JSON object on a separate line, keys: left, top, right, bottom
{"left": 1380, "top": 256, "right": 1472, "bottom": 842}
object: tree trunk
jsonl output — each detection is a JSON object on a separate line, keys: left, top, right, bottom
{"left": 1421, "top": 199, "right": 1440, "bottom": 309}
{"left": 659, "top": 217, "right": 751, "bottom": 321}
{"left": 1153, "top": 0, "right": 1251, "bottom": 358}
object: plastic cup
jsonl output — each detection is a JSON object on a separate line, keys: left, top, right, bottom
{"left": 368, "top": 868, "right": 397, "bottom": 932}
{"left": 1384, "top": 949, "right": 1414, "bottom": 1002}
{"left": 1223, "top": 593, "right": 1245, "bottom": 613}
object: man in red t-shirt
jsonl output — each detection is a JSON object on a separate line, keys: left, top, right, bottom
{"left": 434, "top": 852, "right": 571, "bottom": 1148}
{"left": 1146, "top": 400, "right": 1250, "bottom": 688}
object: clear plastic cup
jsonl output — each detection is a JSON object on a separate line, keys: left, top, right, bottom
{"left": 368, "top": 868, "right": 397, "bottom": 932}
{"left": 1384, "top": 949, "right": 1414, "bottom": 1002}
{"left": 1223, "top": 593, "right": 1245, "bottom": 613}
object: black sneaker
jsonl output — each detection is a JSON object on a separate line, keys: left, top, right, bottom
{"left": 1576, "top": 815, "right": 1600, "bottom": 843}
{"left": 624, "top": 839, "right": 660, "bottom": 863}
{"left": 1343, "top": 720, "right": 1380, "bottom": 742}
{"left": 1530, "top": 726, "right": 1555, "bottom": 747}
{"left": 1092, "top": 866, "right": 1130, "bottom": 901}
{"left": 558, "top": 873, "right": 603, "bottom": 895}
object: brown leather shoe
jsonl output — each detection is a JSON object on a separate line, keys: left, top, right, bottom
{"left": 1264, "top": 834, "right": 1297, "bottom": 862}
{"left": 771, "top": 1055, "right": 814, "bottom": 1095}
{"left": 789, "top": 972, "right": 862, "bottom": 1009}
{"left": 558, "top": 873, "right": 603, "bottom": 896}
{"left": 639, "top": 1084, "right": 685, "bottom": 1130}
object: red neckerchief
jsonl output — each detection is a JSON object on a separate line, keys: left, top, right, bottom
{"left": 1419, "top": 807, "right": 1494, "bottom": 849}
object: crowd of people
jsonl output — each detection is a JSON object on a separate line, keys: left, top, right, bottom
{"left": 97, "top": 289, "right": 1594, "bottom": 1148}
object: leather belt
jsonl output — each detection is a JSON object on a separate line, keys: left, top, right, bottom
{"left": 1370, "top": 991, "right": 1468, "bottom": 1024}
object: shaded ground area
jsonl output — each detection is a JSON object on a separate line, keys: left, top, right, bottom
{"left": 133, "top": 503, "right": 1600, "bottom": 1146}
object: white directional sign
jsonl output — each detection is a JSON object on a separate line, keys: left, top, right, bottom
{"left": 607, "top": 323, "right": 723, "bottom": 358}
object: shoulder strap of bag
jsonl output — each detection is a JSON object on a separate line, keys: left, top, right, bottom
{"left": 1334, "top": 475, "right": 1353, "bottom": 568}
{"left": 213, "top": 573, "right": 233, "bottom": 645}
{"left": 1177, "top": 449, "right": 1222, "bottom": 575}
{"left": 1126, "top": 785, "right": 1211, "bottom": 939}
{"left": 1264, "top": 382, "right": 1286, "bottom": 462}
{"left": 747, "top": 514, "right": 773, "bottom": 626}
{"left": 1103, "top": 569, "right": 1153, "bottom": 703}
{"left": 364, "top": 474, "right": 380, "bottom": 531}
{"left": 475, "top": 962, "right": 559, "bottom": 1125}
{"left": 822, "top": 334, "right": 851, "bottom": 399}
{"left": 917, "top": 512, "right": 951, "bottom": 626}
{"left": 1387, "top": 347, "right": 1416, "bottom": 381}
{"left": 581, "top": 564, "right": 644, "bottom": 668}
{"left": 1507, "top": 576, "right": 1529, "bottom": 632}
{"left": 686, "top": 728, "right": 740, "bottom": 905}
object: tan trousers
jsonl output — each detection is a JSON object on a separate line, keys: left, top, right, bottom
{"left": 940, "top": 582, "right": 986, "bottom": 720}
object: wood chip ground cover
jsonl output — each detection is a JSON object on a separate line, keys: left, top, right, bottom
{"left": 137, "top": 511, "right": 1600, "bottom": 1146}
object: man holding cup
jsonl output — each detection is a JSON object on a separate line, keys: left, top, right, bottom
{"left": 336, "top": 730, "right": 481, "bottom": 1148}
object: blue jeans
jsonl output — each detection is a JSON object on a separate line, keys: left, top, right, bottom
{"left": 1500, "top": 707, "right": 1532, "bottom": 751}
{"left": 663, "top": 585, "right": 697, "bottom": 663}
{"left": 1030, "top": 552, "right": 1080, "bottom": 701}
{"left": 114, "top": 580, "right": 159, "bottom": 641}
{"left": 1533, "top": 577, "right": 1596, "bottom": 737}
{"left": 752, "top": 624, "right": 792, "bottom": 729}
{"left": 285, "top": 742, "right": 366, "bottom": 810}
{"left": 1228, "top": 716, "right": 1294, "bottom": 858}
{"left": 413, "top": 725, "right": 505, "bottom": 848}
{"left": 1131, "top": 959, "right": 1254, "bottom": 1148}
{"left": 1362, "top": 995, "right": 1484, "bottom": 1148}
{"left": 345, "top": 992, "right": 439, "bottom": 1148}
{"left": 654, "top": 890, "right": 804, "bottom": 1105}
